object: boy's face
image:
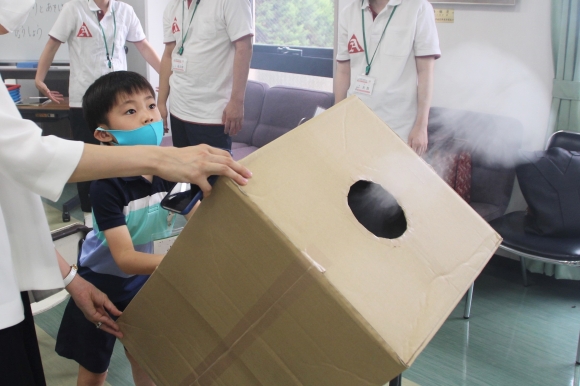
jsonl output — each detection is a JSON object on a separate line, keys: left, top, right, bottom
{"left": 94, "top": 90, "right": 161, "bottom": 143}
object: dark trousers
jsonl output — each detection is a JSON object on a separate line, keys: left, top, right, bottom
{"left": 0, "top": 293, "right": 47, "bottom": 386}
{"left": 69, "top": 108, "right": 99, "bottom": 212}
{"left": 170, "top": 114, "right": 232, "bottom": 150}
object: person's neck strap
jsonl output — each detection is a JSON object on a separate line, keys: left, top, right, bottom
{"left": 179, "top": 0, "right": 201, "bottom": 55}
{"left": 361, "top": 1, "right": 398, "bottom": 76}
{"left": 96, "top": 6, "right": 116, "bottom": 69}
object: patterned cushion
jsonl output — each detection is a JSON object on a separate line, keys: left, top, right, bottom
{"left": 427, "top": 150, "right": 472, "bottom": 203}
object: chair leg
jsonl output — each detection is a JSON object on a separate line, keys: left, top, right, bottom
{"left": 464, "top": 282, "right": 474, "bottom": 319}
{"left": 389, "top": 374, "right": 402, "bottom": 386}
{"left": 576, "top": 330, "right": 580, "bottom": 365}
{"left": 519, "top": 256, "right": 528, "bottom": 287}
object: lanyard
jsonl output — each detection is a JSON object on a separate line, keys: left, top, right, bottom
{"left": 178, "top": 0, "right": 200, "bottom": 55}
{"left": 96, "top": 6, "right": 117, "bottom": 69}
{"left": 361, "top": 1, "right": 398, "bottom": 76}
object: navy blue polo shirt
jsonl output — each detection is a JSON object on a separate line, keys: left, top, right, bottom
{"left": 78, "top": 176, "right": 177, "bottom": 302}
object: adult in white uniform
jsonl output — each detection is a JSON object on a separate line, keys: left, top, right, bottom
{"left": 35, "top": 0, "right": 161, "bottom": 226}
{"left": 158, "top": 0, "right": 253, "bottom": 150}
{"left": 0, "top": 2, "right": 252, "bottom": 383}
{"left": 334, "top": 0, "right": 441, "bottom": 156}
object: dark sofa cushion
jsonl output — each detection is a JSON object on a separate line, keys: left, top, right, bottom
{"left": 232, "top": 145, "right": 259, "bottom": 161}
{"left": 251, "top": 86, "right": 334, "bottom": 148}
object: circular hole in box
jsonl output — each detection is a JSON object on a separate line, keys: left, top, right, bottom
{"left": 347, "top": 180, "right": 407, "bottom": 239}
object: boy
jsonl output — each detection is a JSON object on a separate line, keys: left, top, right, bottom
{"left": 35, "top": 0, "right": 161, "bottom": 226}
{"left": 55, "top": 71, "right": 193, "bottom": 386}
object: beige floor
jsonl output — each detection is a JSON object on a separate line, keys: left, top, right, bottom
{"left": 44, "top": 202, "right": 83, "bottom": 232}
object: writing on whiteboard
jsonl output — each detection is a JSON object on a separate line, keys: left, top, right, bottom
{"left": 12, "top": 2, "right": 66, "bottom": 40}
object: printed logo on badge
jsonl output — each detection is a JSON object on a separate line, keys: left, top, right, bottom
{"left": 76, "top": 22, "right": 93, "bottom": 38}
{"left": 172, "top": 17, "right": 180, "bottom": 34}
{"left": 348, "top": 34, "right": 364, "bottom": 54}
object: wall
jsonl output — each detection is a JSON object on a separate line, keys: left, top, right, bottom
{"left": 430, "top": 0, "right": 553, "bottom": 151}
{"left": 124, "top": 0, "right": 170, "bottom": 88}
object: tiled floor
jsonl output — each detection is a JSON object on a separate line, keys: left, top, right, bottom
{"left": 405, "top": 257, "right": 580, "bottom": 386}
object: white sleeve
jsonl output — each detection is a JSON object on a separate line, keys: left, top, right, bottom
{"left": 223, "top": 0, "right": 254, "bottom": 42}
{"left": 414, "top": 0, "right": 441, "bottom": 58}
{"left": 0, "top": 83, "right": 83, "bottom": 202}
{"left": 125, "top": 5, "right": 146, "bottom": 42}
{"left": 48, "top": 2, "right": 76, "bottom": 43}
{"left": 163, "top": 1, "right": 177, "bottom": 43}
{"left": 336, "top": 7, "right": 350, "bottom": 61}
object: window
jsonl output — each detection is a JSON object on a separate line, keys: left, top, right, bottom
{"left": 251, "top": 0, "right": 335, "bottom": 78}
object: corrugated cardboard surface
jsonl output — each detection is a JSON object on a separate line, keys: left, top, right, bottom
{"left": 119, "top": 96, "right": 501, "bottom": 385}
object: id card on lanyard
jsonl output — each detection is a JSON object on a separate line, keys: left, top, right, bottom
{"left": 177, "top": 0, "right": 200, "bottom": 56}
{"left": 96, "top": 5, "right": 117, "bottom": 71}
{"left": 354, "top": 75, "right": 376, "bottom": 96}
{"left": 172, "top": 56, "right": 187, "bottom": 72}
{"left": 354, "top": 1, "right": 398, "bottom": 97}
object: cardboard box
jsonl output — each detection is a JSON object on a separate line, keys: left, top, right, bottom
{"left": 119, "top": 96, "right": 501, "bottom": 386}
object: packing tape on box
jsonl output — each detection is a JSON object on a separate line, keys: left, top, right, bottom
{"left": 179, "top": 260, "right": 317, "bottom": 386}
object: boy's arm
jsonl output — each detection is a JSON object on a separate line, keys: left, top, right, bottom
{"left": 56, "top": 250, "right": 123, "bottom": 338}
{"left": 158, "top": 42, "right": 176, "bottom": 131}
{"left": 104, "top": 226, "right": 164, "bottom": 275}
{"left": 35, "top": 37, "right": 64, "bottom": 104}
{"left": 133, "top": 39, "right": 161, "bottom": 74}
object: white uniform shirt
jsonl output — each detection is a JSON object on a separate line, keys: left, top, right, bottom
{"left": 163, "top": 0, "right": 253, "bottom": 124}
{"left": 49, "top": 0, "right": 146, "bottom": 108}
{"left": 0, "top": 79, "right": 84, "bottom": 330}
{"left": 337, "top": 0, "right": 440, "bottom": 140}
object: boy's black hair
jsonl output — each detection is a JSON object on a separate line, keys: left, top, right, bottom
{"left": 82, "top": 71, "right": 155, "bottom": 131}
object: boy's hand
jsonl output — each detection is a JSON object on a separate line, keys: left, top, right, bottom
{"left": 66, "top": 275, "right": 123, "bottom": 338}
{"left": 159, "top": 145, "right": 252, "bottom": 197}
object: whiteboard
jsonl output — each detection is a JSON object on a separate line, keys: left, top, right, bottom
{"left": 0, "top": 0, "right": 71, "bottom": 62}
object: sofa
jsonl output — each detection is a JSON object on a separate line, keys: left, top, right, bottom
{"left": 231, "top": 81, "right": 335, "bottom": 160}
{"left": 233, "top": 81, "right": 523, "bottom": 223}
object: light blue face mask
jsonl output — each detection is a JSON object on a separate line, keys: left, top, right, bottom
{"left": 96, "top": 120, "right": 164, "bottom": 146}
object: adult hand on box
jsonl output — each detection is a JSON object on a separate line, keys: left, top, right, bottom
{"left": 158, "top": 145, "right": 251, "bottom": 197}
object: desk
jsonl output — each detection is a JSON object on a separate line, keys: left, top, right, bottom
{"left": 17, "top": 98, "right": 70, "bottom": 123}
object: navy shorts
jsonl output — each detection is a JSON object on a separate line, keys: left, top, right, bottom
{"left": 55, "top": 295, "right": 132, "bottom": 374}
{"left": 170, "top": 114, "right": 232, "bottom": 150}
